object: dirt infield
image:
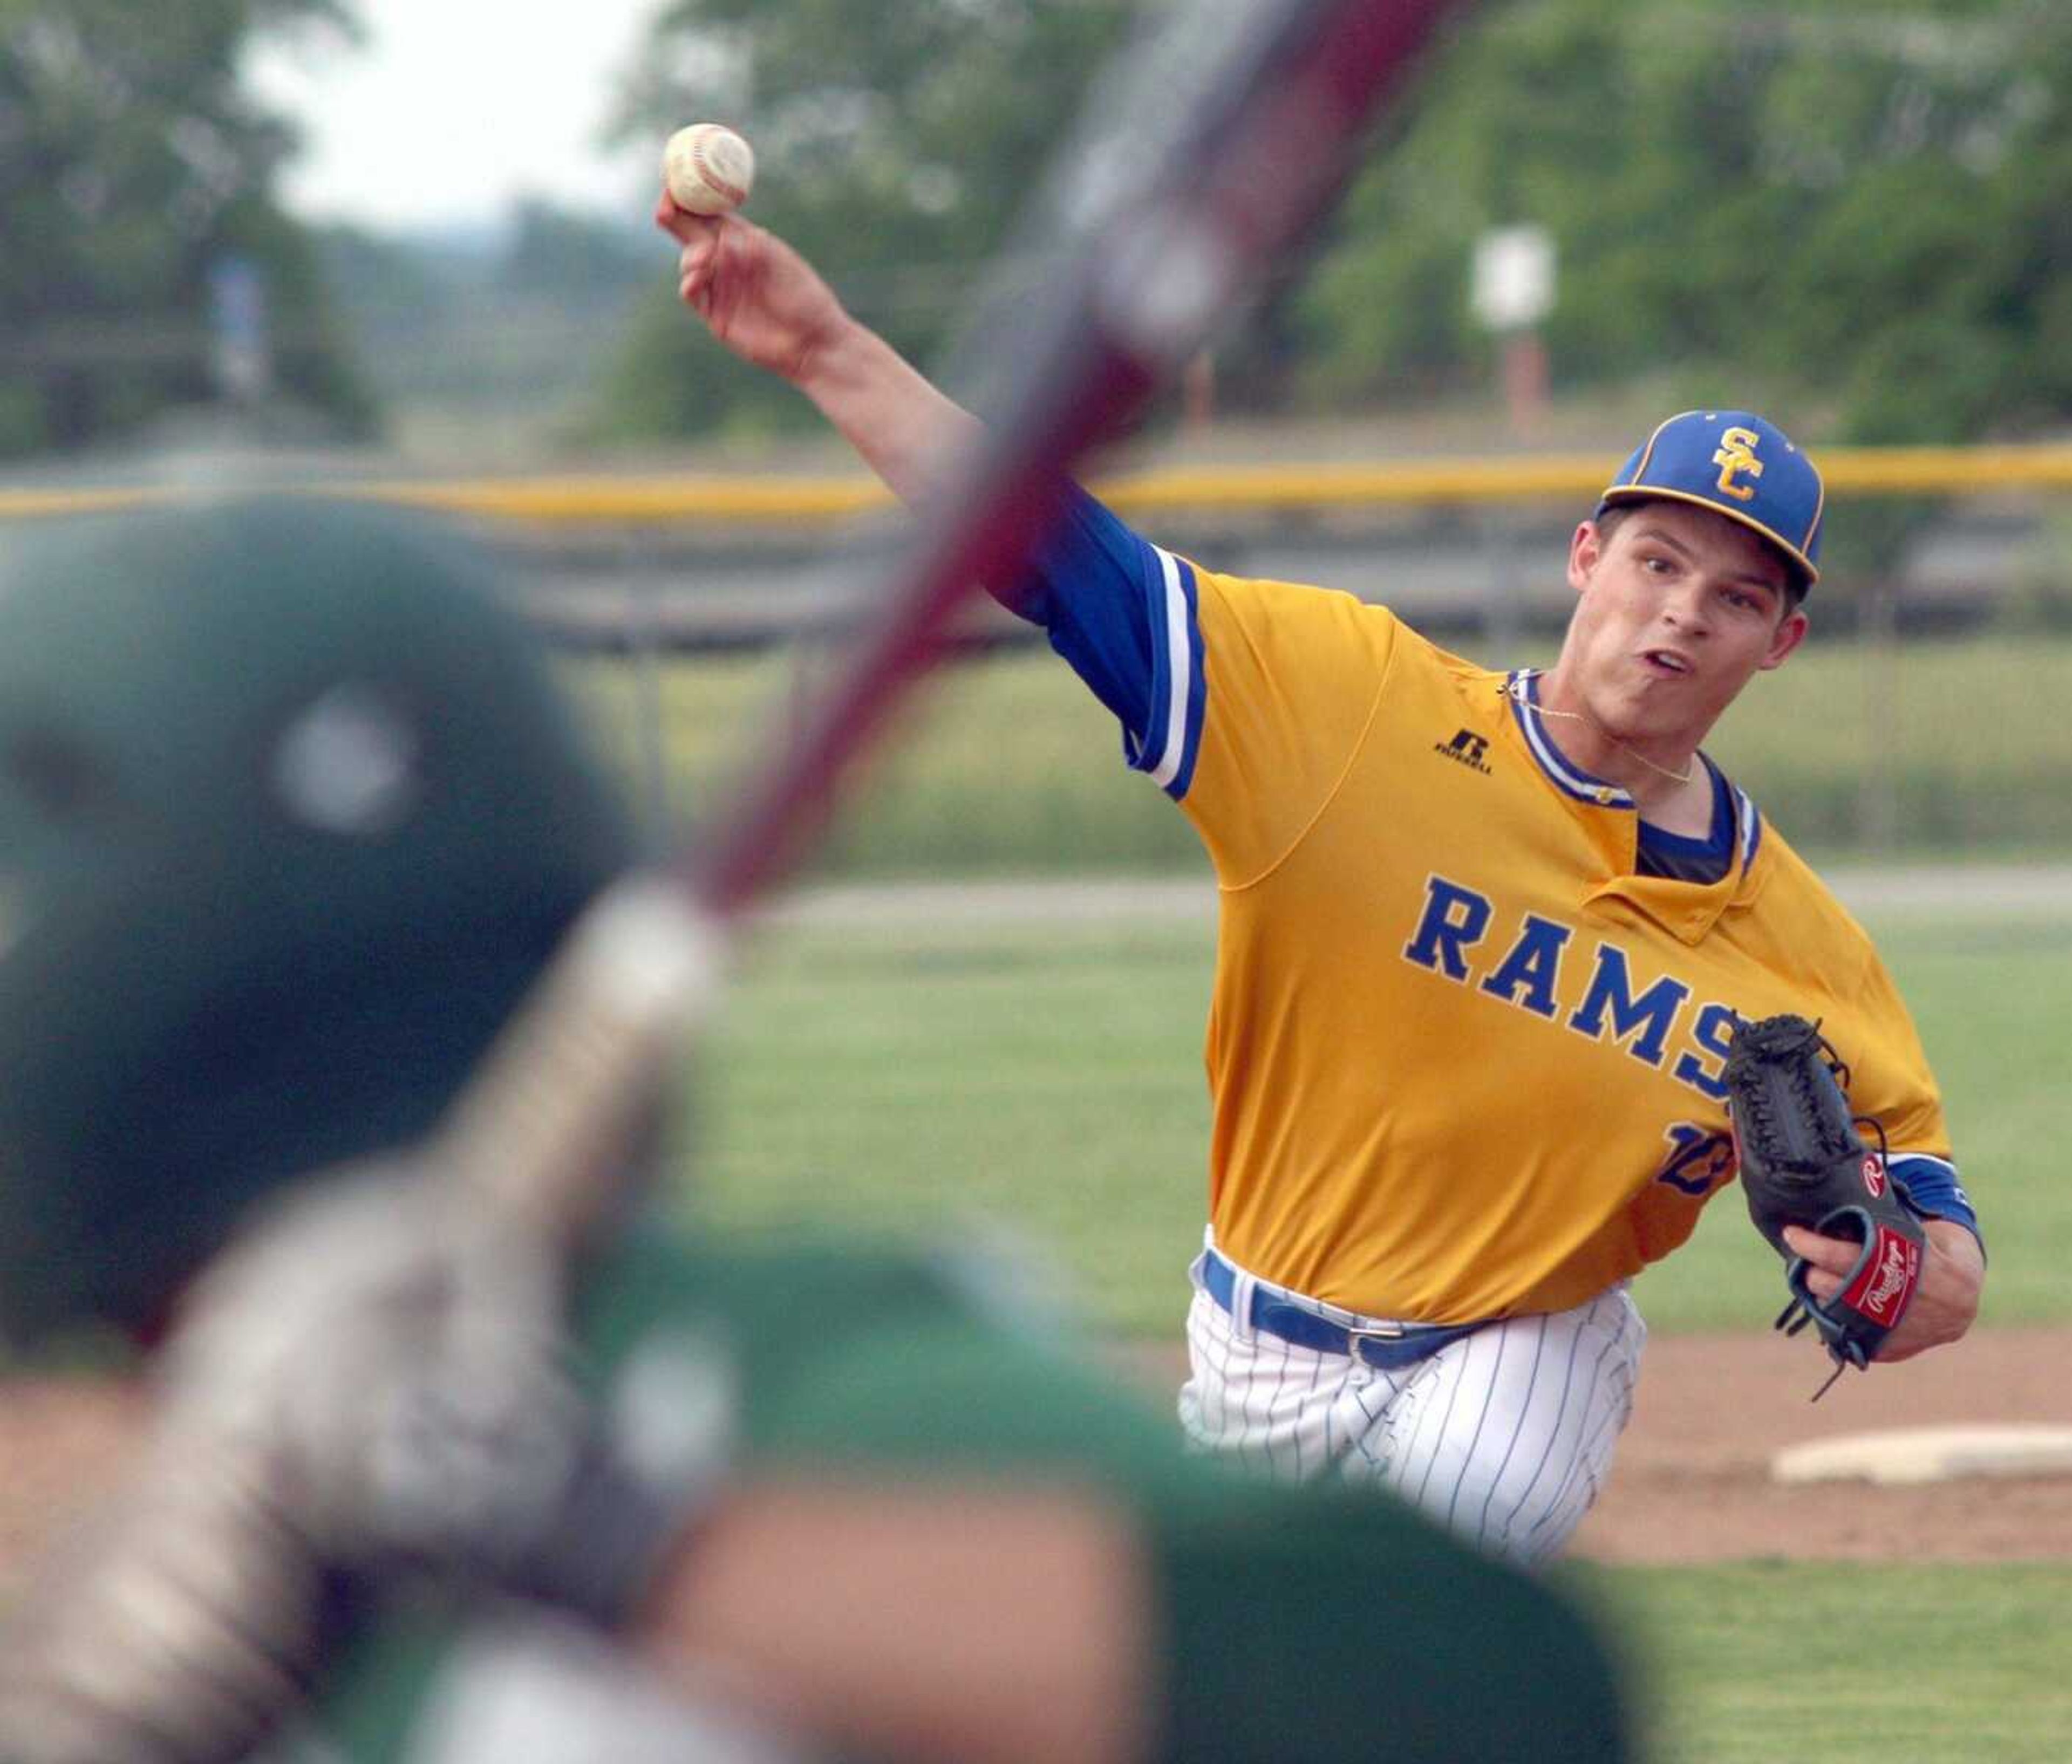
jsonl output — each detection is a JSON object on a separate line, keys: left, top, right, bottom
{"left": 3, "top": 1327, "right": 2066, "bottom": 1594}
{"left": 1571, "top": 1325, "right": 2072, "bottom": 1562}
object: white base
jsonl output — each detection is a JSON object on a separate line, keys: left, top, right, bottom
{"left": 1772, "top": 1425, "right": 2072, "bottom": 1487}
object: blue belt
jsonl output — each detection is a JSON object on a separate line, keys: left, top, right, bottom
{"left": 1201, "top": 1250, "right": 1484, "bottom": 1373}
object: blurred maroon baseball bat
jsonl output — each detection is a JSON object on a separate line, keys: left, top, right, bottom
{"left": 439, "top": 0, "right": 1472, "bottom": 1242}
{"left": 693, "top": 0, "right": 1469, "bottom": 917}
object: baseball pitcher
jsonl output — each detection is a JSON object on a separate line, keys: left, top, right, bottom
{"left": 659, "top": 205, "right": 1988, "bottom": 1565}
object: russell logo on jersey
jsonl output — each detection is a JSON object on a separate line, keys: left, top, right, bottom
{"left": 1433, "top": 727, "right": 1494, "bottom": 775}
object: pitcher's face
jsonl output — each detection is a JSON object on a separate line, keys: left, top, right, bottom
{"left": 1556, "top": 500, "right": 1807, "bottom": 750}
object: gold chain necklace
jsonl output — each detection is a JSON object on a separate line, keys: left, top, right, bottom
{"left": 1510, "top": 685, "right": 1697, "bottom": 789}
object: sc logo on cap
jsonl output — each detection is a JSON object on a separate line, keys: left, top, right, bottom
{"left": 1712, "top": 427, "right": 1766, "bottom": 502}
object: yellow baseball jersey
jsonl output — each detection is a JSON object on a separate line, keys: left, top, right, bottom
{"left": 1018, "top": 488, "right": 1959, "bottom": 1324}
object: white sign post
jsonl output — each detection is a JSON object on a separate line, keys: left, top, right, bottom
{"left": 1471, "top": 225, "right": 1556, "bottom": 435}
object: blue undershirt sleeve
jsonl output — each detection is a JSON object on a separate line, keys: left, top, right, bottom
{"left": 998, "top": 482, "right": 1166, "bottom": 752}
{"left": 1889, "top": 1154, "right": 1984, "bottom": 1254}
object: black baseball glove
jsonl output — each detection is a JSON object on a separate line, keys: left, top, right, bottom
{"left": 1722, "top": 1014, "right": 1925, "bottom": 1393}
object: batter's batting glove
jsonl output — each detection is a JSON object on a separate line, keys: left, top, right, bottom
{"left": 0, "top": 1166, "right": 728, "bottom": 1764}
{"left": 159, "top": 1164, "right": 727, "bottom": 1625}
{"left": 1722, "top": 1014, "right": 1926, "bottom": 1396}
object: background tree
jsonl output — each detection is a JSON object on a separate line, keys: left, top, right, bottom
{"left": 597, "top": 0, "right": 1141, "bottom": 443}
{"left": 0, "top": 0, "right": 374, "bottom": 456}
{"left": 1299, "top": 0, "right": 2071, "bottom": 441}
{"left": 595, "top": 0, "right": 2072, "bottom": 478}
{"left": 1273, "top": 0, "right": 2070, "bottom": 584}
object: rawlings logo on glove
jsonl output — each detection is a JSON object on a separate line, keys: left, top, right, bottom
{"left": 1721, "top": 1013, "right": 1926, "bottom": 1397}
{"left": 1844, "top": 1227, "right": 1922, "bottom": 1329}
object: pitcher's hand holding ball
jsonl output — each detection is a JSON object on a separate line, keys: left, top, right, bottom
{"left": 655, "top": 133, "right": 850, "bottom": 386}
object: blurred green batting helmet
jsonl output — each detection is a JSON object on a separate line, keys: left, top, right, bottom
{"left": 0, "top": 496, "right": 637, "bottom": 1349}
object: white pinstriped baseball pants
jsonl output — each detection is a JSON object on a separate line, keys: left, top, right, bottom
{"left": 1178, "top": 1240, "right": 1646, "bottom": 1566}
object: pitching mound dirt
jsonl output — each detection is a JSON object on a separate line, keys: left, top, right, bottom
{"left": 1569, "top": 1327, "right": 2071, "bottom": 1563}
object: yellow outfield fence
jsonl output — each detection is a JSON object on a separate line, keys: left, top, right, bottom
{"left": 9, "top": 442, "right": 2072, "bottom": 525}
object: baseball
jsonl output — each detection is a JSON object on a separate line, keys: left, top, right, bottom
{"left": 663, "top": 123, "right": 755, "bottom": 216}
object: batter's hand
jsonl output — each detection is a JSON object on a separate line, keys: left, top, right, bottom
{"left": 1781, "top": 1216, "right": 1983, "bottom": 1363}
{"left": 655, "top": 194, "right": 849, "bottom": 384}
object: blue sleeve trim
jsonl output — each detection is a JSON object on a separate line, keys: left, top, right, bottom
{"left": 1130, "top": 550, "right": 1206, "bottom": 800}
{"left": 1018, "top": 483, "right": 1205, "bottom": 799}
{"left": 1889, "top": 1153, "right": 1982, "bottom": 1245}
{"left": 1736, "top": 787, "right": 1763, "bottom": 867}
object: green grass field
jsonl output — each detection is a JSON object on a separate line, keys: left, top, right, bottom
{"left": 1586, "top": 1563, "right": 2072, "bottom": 1763}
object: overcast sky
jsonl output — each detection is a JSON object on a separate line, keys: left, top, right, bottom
{"left": 246, "top": 0, "right": 672, "bottom": 231}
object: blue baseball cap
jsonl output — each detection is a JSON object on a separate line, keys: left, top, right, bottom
{"left": 1596, "top": 409, "right": 1824, "bottom": 590}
